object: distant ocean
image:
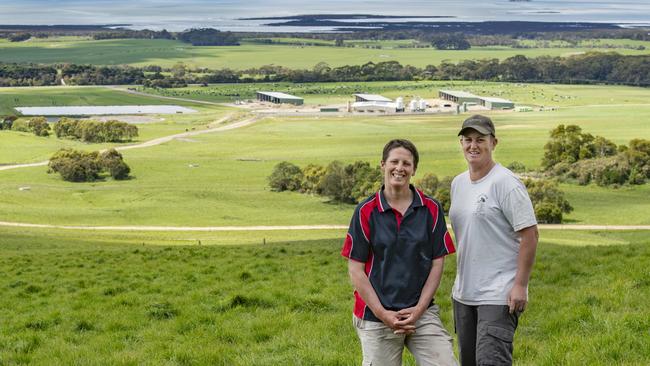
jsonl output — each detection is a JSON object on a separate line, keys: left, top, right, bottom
{"left": 1, "top": 0, "right": 649, "bottom": 31}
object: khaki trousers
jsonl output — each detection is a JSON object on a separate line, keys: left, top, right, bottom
{"left": 354, "top": 305, "right": 458, "bottom": 366}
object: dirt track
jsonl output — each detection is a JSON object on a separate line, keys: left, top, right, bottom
{"left": 0, "top": 221, "right": 648, "bottom": 232}
{"left": 0, "top": 114, "right": 258, "bottom": 171}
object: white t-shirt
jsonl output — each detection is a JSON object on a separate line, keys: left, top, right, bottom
{"left": 450, "top": 163, "right": 537, "bottom": 305}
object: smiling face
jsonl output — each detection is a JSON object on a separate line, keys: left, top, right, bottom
{"left": 381, "top": 147, "right": 416, "bottom": 189}
{"left": 460, "top": 129, "right": 497, "bottom": 169}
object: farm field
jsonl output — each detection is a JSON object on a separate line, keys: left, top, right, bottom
{"left": 2, "top": 82, "right": 650, "bottom": 226}
{"left": 1, "top": 37, "right": 650, "bottom": 69}
{"left": 0, "top": 226, "right": 648, "bottom": 365}
{"left": 0, "top": 86, "right": 237, "bottom": 163}
{"left": 138, "top": 80, "right": 650, "bottom": 107}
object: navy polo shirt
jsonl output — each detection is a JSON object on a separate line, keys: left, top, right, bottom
{"left": 341, "top": 185, "right": 456, "bottom": 322}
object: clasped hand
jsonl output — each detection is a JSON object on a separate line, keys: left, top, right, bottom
{"left": 380, "top": 306, "right": 425, "bottom": 335}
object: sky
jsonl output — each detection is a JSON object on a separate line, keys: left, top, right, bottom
{"left": 1, "top": 0, "right": 649, "bottom": 31}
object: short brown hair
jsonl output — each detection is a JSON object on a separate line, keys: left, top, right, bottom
{"left": 382, "top": 139, "right": 419, "bottom": 170}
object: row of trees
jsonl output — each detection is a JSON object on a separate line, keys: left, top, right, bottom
{"left": 268, "top": 161, "right": 572, "bottom": 223}
{"left": 53, "top": 118, "right": 138, "bottom": 143}
{"left": 48, "top": 148, "right": 131, "bottom": 182}
{"left": 2, "top": 52, "right": 650, "bottom": 87}
{"left": 176, "top": 29, "right": 240, "bottom": 46}
{"left": 542, "top": 125, "right": 650, "bottom": 186}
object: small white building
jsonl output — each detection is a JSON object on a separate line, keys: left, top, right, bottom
{"left": 353, "top": 94, "right": 393, "bottom": 103}
{"left": 351, "top": 101, "right": 398, "bottom": 113}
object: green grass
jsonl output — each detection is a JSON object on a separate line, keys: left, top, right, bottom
{"left": 0, "top": 227, "right": 648, "bottom": 365}
{"left": 0, "top": 86, "right": 238, "bottom": 163}
{"left": 139, "top": 80, "right": 650, "bottom": 108}
{"left": 1, "top": 37, "right": 649, "bottom": 70}
{"left": 2, "top": 100, "right": 650, "bottom": 226}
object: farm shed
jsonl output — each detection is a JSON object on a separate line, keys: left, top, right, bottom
{"left": 256, "top": 91, "right": 304, "bottom": 105}
{"left": 438, "top": 90, "right": 480, "bottom": 105}
{"left": 351, "top": 101, "right": 398, "bottom": 113}
{"left": 479, "top": 97, "right": 515, "bottom": 110}
{"left": 353, "top": 94, "right": 392, "bottom": 102}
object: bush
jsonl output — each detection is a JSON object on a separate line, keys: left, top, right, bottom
{"left": 48, "top": 148, "right": 131, "bottom": 182}
{"left": 542, "top": 124, "right": 617, "bottom": 170}
{"left": 100, "top": 149, "right": 130, "bottom": 180}
{"left": 53, "top": 118, "right": 138, "bottom": 142}
{"left": 507, "top": 161, "right": 527, "bottom": 173}
{"left": 523, "top": 178, "right": 573, "bottom": 224}
{"left": 301, "top": 164, "right": 326, "bottom": 194}
{"left": 416, "top": 173, "right": 452, "bottom": 212}
{"left": 318, "top": 161, "right": 381, "bottom": 203}
{"left": 11, "top": 119, "right": 31, "bottom": 132}
{"left": 268, "top": 162, "right": 303, "bottom": 192}
{"left": 27, "top": 117, "right": 50, "bottom": 137}
{"left": 48, "top": 149, "right": 102, "bottom": 182}
{"left": 0, "top": 115, "right": 17, "bottom": 130}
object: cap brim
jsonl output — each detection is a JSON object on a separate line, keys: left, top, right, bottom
{"left": 458, "top": 126, "right": 492, "bottom": 136}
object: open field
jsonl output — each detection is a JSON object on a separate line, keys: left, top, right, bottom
{"left": 2, "top": 84, "right": 650, "bottom": 226}
{"left": 1, "top": 226, "right": 648, "bottom": 365}
{"left": 1, "top": 37, "right": 650, "bottom": 69}
{"left": 0, "top": 86, "right": 237, "bottom": 163}
{"left": 138, "top": 80, "right": 650, "bottom": 107}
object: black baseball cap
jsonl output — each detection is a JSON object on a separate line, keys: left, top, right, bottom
{"left": 458, "top": 115, "right": 495, "bottom": 136}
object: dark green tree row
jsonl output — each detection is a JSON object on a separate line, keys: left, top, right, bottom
{"left": 48, "top": 148, "right": 130, "bottom": 182}
{"left": 2, "top": 52, "right": 649, "bottom": 87}
{"left": 176, "top": 29, "right": 240, "bottom": 46}
{"left": 92, "top": 29, "right": 173, "bottom": 40}
{"left": 53, "top": 118, "right": 138, "bottom": 143}
{"left": 0, "top": 63, "right": 57, "bottom": 86}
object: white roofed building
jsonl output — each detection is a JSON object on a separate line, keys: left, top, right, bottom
{"left": 256, "top": 91, "right": 304, "bottom": 105}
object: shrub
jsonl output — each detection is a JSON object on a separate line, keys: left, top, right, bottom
{"left": 542, "top": 124, "right": 617, "bottom": 170}
{"left": 523, "top": 178, "right": 573, "bottom": 224}
{"left": 52, "top": 118, "right": 138, "bottom": 142}
{"left": 100, "top": 149, "right": 130, "bottom": 180}
{"left": 27, "top": 117, "right": 50, "bottom": 137}
{"left": 48, "top": 148, "right": 131, "bottom": 182}
{"left": 301, "top": 163, "right": 326, "bottom": 194}
{"left": 0, "top": 115, "right": 17, "bottom": 130}
{"left": 318, "top": 161, "right": 381, "bottom": 203}
{"left": 48, "top": 149, "right": 102, "bottom": 182}
{"left": 415, "top": 173, "right": 452, "bottom": 212}
{"left": 268, "top": 162, "right": 303, "bottom": 192}
{"left": 11, "top": 119, "right": 31, "bottom": 132}
{"left": 507, "top": 161, "right": 527, "bottom": 173}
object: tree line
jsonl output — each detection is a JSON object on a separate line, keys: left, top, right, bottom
{"left": 268, "top": 160, "right": 572, "bottom": 224}
{"left": 2, "top": 52, "right": 650, "bottom": 87}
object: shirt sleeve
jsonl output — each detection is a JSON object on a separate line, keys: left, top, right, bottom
{"left": 431, "top": 200, "right": 456, "bottom": 259}
{"left": 341, "top": 203, "right": 371, "bottom": 262}
{"left": 502, "top": 185, "right": 538, "bottom": 232}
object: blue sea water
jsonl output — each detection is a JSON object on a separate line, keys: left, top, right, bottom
{"left": 1, "top": 0, "right": 649, "bottom": 31}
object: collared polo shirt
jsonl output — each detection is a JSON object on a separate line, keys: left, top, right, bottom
{"left": 341, "top": 185, "right": 456, "bottom": 322}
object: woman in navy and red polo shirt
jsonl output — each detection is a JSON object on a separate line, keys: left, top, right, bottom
{"left": 341, "top": 139, "right": 457, "bottom": 366}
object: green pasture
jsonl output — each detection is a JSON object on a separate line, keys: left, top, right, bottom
{"left": 0, "top": 226, "right": 648, "bottom": 365}
{"left": 0, "top": 86, "right": 237, "bottom": 163}
{"left": 1, "top": 37, "right": 649, "bottom": 69}
{"left": 2, "top": 87, "right": 650, "bottom": 226}
{"left": 139, "top": 80, "right": 650, "bottom": 108}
